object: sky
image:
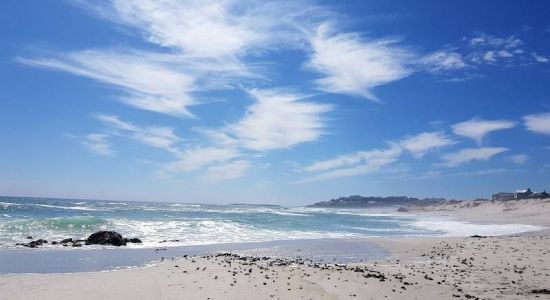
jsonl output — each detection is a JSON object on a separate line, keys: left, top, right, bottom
{"left": 1, "top": 0, "right": 550, "bottom": 205}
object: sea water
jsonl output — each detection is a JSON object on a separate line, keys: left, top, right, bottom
{"left": 0, "top": 196, "right": 541, "bottom": 249}
{"left": 0, "top": 196, "right": 544, "bottom": 273}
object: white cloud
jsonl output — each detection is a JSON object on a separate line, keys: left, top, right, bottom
{"left": 465, "top": 33, "right": 529, "bottom": 67}
{"left": 93, "top": 114, "right": 250, "bottom": 180}
{"left": 160, "top": 147, "right": 241, "bottom": 174}
{"left": 416, "top": 168, "right": 508, "bottom": 179}
{"left": 523, "top": 113, "right": 550, "bottom": 135}
{"left": 298, "top": 130, "right": 454, "bottom": 182}
{"left": 532, "top": 53, "right": 549, "bottom": 63}
{"left": 202, "top": 160, "right": 252, "bottom": 182}
{"left": 439, "top": 147, "right": 508, "bottom": 167}
{"left": 400, "top": 132, "right": 455, "bottom": 158}
{"left": 19, "top": 51, "right": 196, "bottom": 117}
{"left": 96, "top": 114, "right": 180, "bottom": 152}
{"left": 303, "top": 146, "right": 402, "bottom": 173}
{"left": 80, "top": 0, "right": 308, "bottom": 59}
{"left": 21, "top": 0, "right": 315, "bottom": 117}
{"left": 509, "top": 154, "right": 528, "bottom": 165}
{"left": 227, "top": 89, "right": 333, "bottom": 151}
{"left": 298, "top": 146, "right": 402, "bottom": 183}
{"left": 483, "top": 51, "right": 497, "bottom": 63}
{"left": 95, "top": 114, "right": 138, "bottom": 131}
{"left": 498, "top": 50, "right": 513, "bottom": 58}
{"left": 421, "top": 51, "right": 467, "bottom": 73}
{"left": 468, "top": 33, "right": 523, "bottom": 49}
{"left": 305, "top": 23, "right": 414, "bottom": 100}
{"left": 82, "top": 133, "right": 114, "bottom": 156}
{"left": 452, "top": 118, "right": 516, "bottom": 144}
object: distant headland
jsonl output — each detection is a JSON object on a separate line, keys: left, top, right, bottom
{"left": 307, "top": 195, "right": 450, "bottom": 208}
{"left": 309, "top": 188, "right": 549, "bottom": 208}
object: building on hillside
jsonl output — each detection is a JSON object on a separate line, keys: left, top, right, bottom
{"left": 492, "top": 192, "right": 515, "bottom": 201}
{"left": 515, "top": 188, "right": 533, "bottom": 199}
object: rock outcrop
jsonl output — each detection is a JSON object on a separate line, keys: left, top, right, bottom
{"left": 86, "top": 231, "right": 127, "bottom": 246}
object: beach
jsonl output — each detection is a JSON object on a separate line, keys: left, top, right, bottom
{"left": 1, "top": 235, "right": 549, "bottom": 299}
{"left": 1, "top": 199, "right": 550, "bottom": 299}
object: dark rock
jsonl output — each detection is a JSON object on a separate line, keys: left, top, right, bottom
{"left": 86, "top": 231, "right": 127, "bottom": 246}
{"left": 470, "top": 235, "right": 487, "bottom": 238}
{"left": 61, "top": 238, "right": 73, "bottom": 244}
{"left": 532, "top": 289, "right": 550, "bottom": 294}
{"left": 18, "top": 238, "right": 48, "bottom": 248}
{"left": 51, "top": 241, "right": 58, "bottom": 245}
{"left": 159, "top": 239, "right": 179, "bottom": 243}
{"left": 128, "top": 238, "right": 142, "bottom": 243}
{"left": 26, "top": 236, "right": 33, "bottom": 239}
{"left": 397, "top": 207, "right": 408, "bottom": 212}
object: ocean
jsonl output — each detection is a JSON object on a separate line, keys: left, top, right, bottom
{"left": 0, "top": 196, "right": 541, "bottom": 249}
{"left": 0, "top": 196, "right": 544, "bottom": 273}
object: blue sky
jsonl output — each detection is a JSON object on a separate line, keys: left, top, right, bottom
{"left": 1, "top": 1, "right": 550, "bottom": 204}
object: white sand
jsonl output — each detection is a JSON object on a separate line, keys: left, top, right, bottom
{"left": 406, "top": 198, "right": 550, "bottom": 227}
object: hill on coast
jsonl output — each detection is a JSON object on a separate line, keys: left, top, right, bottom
{"left": 308, "top": 195, "right": 449, "bottom": 208}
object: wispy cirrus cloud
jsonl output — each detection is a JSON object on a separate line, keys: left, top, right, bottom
{"left": 466, "top": 32, "right": 527, "bottom": 66}
{"left": 452, "top": 118, "right": 516, "bottom": 144}
{"left": 421, "top": 31, "right": 547, "bottom": 80}
{"left": 415, "top": 168, "right": 509, "bottom": 179}
{"left": 76, "top": 0, "right": 310, "bottom": 59}
{"left": 19, "top": 51, "right": 197, "bottom": 117}
{"left": 523, "top": 112, "right": 550, "bottom": 135}
{"left": 509, "top": 154, "right": 528, "bottom": 165}
{"left": 93, "top": 114, "right": 248, "bottom": 181}
{"left": 421, "top": 51, "right": 467, "bottom": 73}
{"left": 96, "top": 114, "right": 181, "bottom": 152}
{"left": 532, "top": 53, "right": 549, "bottom": 63}
{"left": 94, "top": 87, "right": 332, "bottom": 180}
{"left": 438, "top": 147, "right": 508, "bottom": 167}
{"left": 400, "top": 132, "right": 456, "bottom": 158}
{"left": 20, "top": 0, "right": 316, "bottom": 117}
{"left": 298, "top": 130, "right": 454, "bottom": 182}
{"left": 303, "top": 146, "right": 402, "bottom": 173}
{"left": 298, "top": 146, "right": 402, "bottom": 183}
{"left": 226, "top": 89, "right": 333, "bottom": 151}
{"left": 157, "top": 88, "right": 333, "bottom": 179}
{"left": 160, "top": 147, "right": 241, "bottom": 174}
{"left": 202, "top": 160, "right": 252, "bottom": 182}
{"left": 305, "top": 23, "right": 414, "bottom": 101}
{"left": 82, "top": 133, "right": 114, "bottom": 156}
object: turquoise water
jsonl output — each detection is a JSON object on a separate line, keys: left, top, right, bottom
{"left": 0, "top": 196, "right": 542, "bottom": 249}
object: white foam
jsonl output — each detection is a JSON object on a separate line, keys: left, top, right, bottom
{"left": 410, "top": 218, "right": 544, "bottom": 237}
{"left": 36, "top": 204, "right": 99, "bottom": 211}
{"left": 107, "top": 219, "right": 359, "bottom": 249}
{"left": 0, "top": 201, "right": 21, "bottom": 207}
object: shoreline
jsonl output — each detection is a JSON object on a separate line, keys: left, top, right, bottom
{"left": 0, "top": 207, "right": 547, "bottom": 274}
{"left": 1, "top": 224, "right": 545, "bottom": 275}
{"left": 2, "top": 200, "right": 550, "bottom": 299}
{"left": 0, "top": 238, "right": 389, "bottom": 274}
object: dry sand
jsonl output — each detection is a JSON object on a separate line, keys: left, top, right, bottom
{"left": 405, "top": 198, "right": 550, "bottom": 227}
{"left": 1, "top": 199, "right": 550, "bottom": 300}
